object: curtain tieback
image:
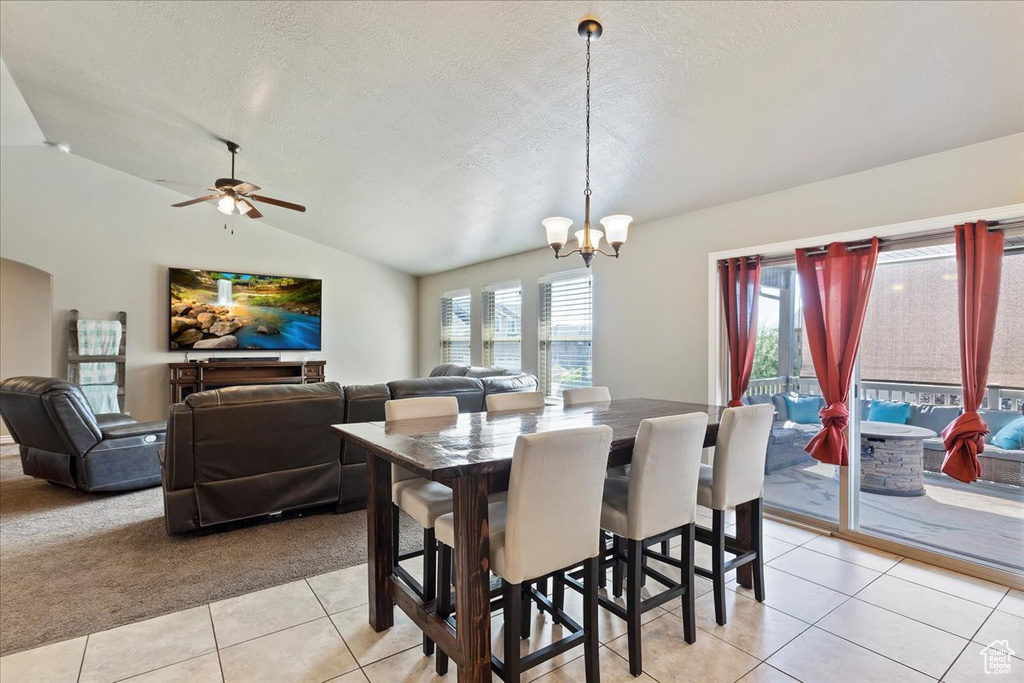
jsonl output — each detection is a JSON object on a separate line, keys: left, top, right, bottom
{"left": 819, "top": 402, "right": 849, "bottom": 429}
{"left": 941, "top": 410, "right": 989, "bottom": 451}
{"left": 727, "top": 399, "right": 744, "bottom": 408}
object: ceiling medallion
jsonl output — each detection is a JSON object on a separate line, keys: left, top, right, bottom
{"left": 543, "top": 16, "right": 631, "bottom": 268}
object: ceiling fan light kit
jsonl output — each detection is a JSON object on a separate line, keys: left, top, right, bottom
{"left": 158, "top": 140, "right": 306, "bottom": 219}
{"left": 544, "top": 16, "right": 631, "bottom": 268}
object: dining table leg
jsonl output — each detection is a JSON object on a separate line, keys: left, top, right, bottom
{"left": 453, "top": 473, "right": 492, "bottom": 683}
{"left": 366, "top": 451, "right": 395, "bottom": 631}
{"left": 735, "top": 500, "right": 753, "bottom": 589}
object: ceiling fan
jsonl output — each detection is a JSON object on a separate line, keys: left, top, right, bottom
{"left": 157, "top": 141, "right": 306, "bottom": 218}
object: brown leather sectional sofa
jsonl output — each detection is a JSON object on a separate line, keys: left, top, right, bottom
{"left": 161, "top": 364, "right": 537, "bottom": 534}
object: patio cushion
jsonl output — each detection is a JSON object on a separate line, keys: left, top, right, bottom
{"left": 772, "top": 394, "right": 789, "bottom": 422}
{"left": 980, "top": 409, "right": 1023, "bottom": 443}
{"left": 909, "top": 405, "right": 961, "bottom": 435}
{"left": 868, "top": 399, "right": 912, "bottom": 424}
{"left": 784, "top": 395, "right": 823, "bottom": 425}
{"left": 991, "top": 417, "right": 1024, "bottom": 450}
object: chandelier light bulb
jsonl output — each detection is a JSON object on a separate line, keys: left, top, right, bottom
{"left": 600, "top": 215, "right": 632, "bottom": 246}
{"left": 543, "top": 217, "right": 573, "bottom": 247}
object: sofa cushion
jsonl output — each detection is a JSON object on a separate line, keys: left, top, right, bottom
{"left": 991, "top": 417, "right": 1024, "bottom": 450}
{"left": 429, "top": 364, "right": 471, "bottom": 377}
{"left": 868, "top": 399, "right": 912, "bottom": 424}
{"left": 908, "top": 405, "right": 961, "bottom": 435}
{"left": 784, "top": 395, "right": 823, "bottom": 425}
{"left": 480, "top": 374, "right": 539, "bottom": 396}
{"left": 464, "top": 366, "right": 514, "bottom": 378}
{"left": 980, "top": 409, "right": 1023, "bottom": 444}
{"left": 771, "top": 394, "right": 789, "bottom": 422}
{"left": 387, "top": 376, "right": 485, "bottom": 413}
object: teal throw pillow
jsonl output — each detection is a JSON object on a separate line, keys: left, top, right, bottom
{"left": 784, "top": 395, "right": 822, "bottom": 425}
{"left": 990, "top": 417, "right": 1024, "bottom": 450}
{"left": 868, "top": 399, "right": 912, "bottom": 424}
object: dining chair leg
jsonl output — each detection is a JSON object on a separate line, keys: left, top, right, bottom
{"left": 626, "top": 538, "right": 643, "bottom": 677}
{"left": 391, "top": 504, "right": 400, "bottom": 567}
{"left": 598, "top": 531, "right": 609, "bottom": 589}
{"left": 552, "top": 572, "right": 565, "bottom": 623}
{"left": 422, "top": 527, "right": 437, "bottom": 655}
{"left": 712, "top": 509, "right": 727, "bottom": 626}
{"left": 680, "top": 522, "right": 696, "bottom": 644}
{"left": 435, "top": 543, "right": 452, "bottom": 676}
{"left": 750, "top": 497, "right": 765, "bottom": 603}
{"left": 612, "top": 535, "right": 624, "bottom": 598}
{"left": 640, "top": 539, "right": 649, "bottom": 588}
{"left": 583, "top": 556, "right": 601, "bottom": 683}
{"left": 503, "top": 580, "right": 523, "bottom": 682}
{"left": 520, "top": 581, "right": 532, "bottom": 639}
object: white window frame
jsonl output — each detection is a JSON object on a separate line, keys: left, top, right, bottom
{"left": 538, "top": 269, "right": 593, "bottom": 399}
{"left": 440, "top": 288, "right": 471, "bottom": 365}
{"left": 482, "top": 280, "right": 522, "bottom": 371}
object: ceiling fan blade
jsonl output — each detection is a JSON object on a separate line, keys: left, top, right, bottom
{"left": 244, "top": 204, "right": 264, "bottom": 219}
{"left": 232, "top": 182, "right": 261, "bottom": 194}
{"left": 249, "top": 194, "right": 306, "bottom": 213}
{"left": 157, "top": 179, "right": 217, "bottom": 191}
{"left": 171, "top": 194, "right": 221, "bottom": 208}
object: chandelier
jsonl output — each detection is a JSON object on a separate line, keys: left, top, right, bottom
{"left": 543, "top": 16, "right": 631, "bottom": 268}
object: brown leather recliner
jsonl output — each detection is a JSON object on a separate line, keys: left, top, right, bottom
{"left": 0, "top": 376, "right": 165, "bottom": 492}
{"left": 161, "top": 381, "right": 346, "bottom": 534}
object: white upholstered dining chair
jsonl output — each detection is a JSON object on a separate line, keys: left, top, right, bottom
{"left": 434, "top": 425, "right": 614, "bottom": 682}
{"left": 600, "top": 412, "right": 707, "bottom": 676}
{"left": 384, "top": 396, "right": 459, "bottom": 655}
{"left": 486, "top": 391, "right": 545, "bottom": 412}
{"left": 695, "top": 403, "right": 774, "bottom": 625}
{"left": 562, "top": 386, "right": 611, "bottom": 406}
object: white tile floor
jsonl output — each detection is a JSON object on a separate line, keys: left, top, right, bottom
{"left": 2, "top": 516, "right": 1021, "bottom": 683}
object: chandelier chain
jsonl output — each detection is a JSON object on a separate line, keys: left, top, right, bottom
{"left": 584, "top": 31, "right": 591, "bottom": 198}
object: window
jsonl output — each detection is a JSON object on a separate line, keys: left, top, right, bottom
{"left": 483, "top": 282, "right": 522, "bottom": 371}
{"left": 440, "top": 289, "right": 471, "bottom": 364}
{"left": 539, "top": 271, "right": 593, "bottom": 398}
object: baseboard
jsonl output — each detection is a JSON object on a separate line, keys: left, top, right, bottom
{"left": 0, "top": 435, "right": 15, "bottom": 445}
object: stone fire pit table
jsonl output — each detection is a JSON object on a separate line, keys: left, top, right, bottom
{"left": 859, "top": 421, "right": 937, "bottom": 497}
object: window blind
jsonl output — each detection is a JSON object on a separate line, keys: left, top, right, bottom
{"left": 440, "top": 289, "right": 471, "bottom": 365}
{"left": 539, "top": 272, "right": 593, "bottom": 398}
{"left": 483, "top": 282, "right": 522, "bottom": 371}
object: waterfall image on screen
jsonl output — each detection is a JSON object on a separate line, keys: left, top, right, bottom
{"left": 168, "top": 268, "right": 322, "bottom": 351}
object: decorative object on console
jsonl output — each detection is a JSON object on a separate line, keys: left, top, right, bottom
{"left": 543, "top": 16, "right": 631, "bottom": 267}
{"left": 157, "top": 140, "right": 307, "bottom": 218}
{"left": 169, "top": 268, "right": 322, "bottom": 351}
{"left": 66, "top": 309, "right": 126, "bottom": 414}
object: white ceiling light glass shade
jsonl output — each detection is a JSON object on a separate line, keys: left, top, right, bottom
{"left": 236, "top": 199, "right": 253, "bottom": 215}
{"left": 217, "top": 195, "right": 235, "bottom": 215}
{"left": 543, "top": 217, "right": 573, "bottom": 247}
{"left": 576, "top": 228, "right": 603, "bottom": 250}
{"left": 600, "top": 215, "right": 631, "bottom": 245}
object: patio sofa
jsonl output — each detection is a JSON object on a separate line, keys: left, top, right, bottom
{"left": 744, "top": 393, "right": 1023, "bottom": 486}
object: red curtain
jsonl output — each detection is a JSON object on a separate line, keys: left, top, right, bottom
{"left": 796, "top": 239, "right": 879, "bottom": 466}
{"left": 719, "top": 257, "right": 761, "bottom": 407}
{"left": 942, "top": 221, "right": 1003, "bottom": 483}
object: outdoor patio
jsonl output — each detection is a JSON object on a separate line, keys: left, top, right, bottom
{"left": 764, "top": 462, "right": 1024, "bottom": 574}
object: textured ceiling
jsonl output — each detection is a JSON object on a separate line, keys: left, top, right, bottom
{"left": 1, "top": 1, "right": 1022, "bottom": 275}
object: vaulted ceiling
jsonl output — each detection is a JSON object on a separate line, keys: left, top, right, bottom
{"left": 2, "top": 1, "right": 1022, "bottom": 275}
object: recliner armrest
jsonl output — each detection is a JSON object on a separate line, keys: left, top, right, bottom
{"left": 101, "top": 420, "right": 167, "bottom": 440}
{"left": 95, "top": 413, "right": 137, "bottom": 429}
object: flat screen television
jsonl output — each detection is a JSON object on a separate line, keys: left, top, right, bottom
{"left": 168, "top": 268, "right": 322, "bottom": 351}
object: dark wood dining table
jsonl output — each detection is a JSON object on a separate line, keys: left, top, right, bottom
{"left": 332, "top": 397, "right": 735, "bottom": 683}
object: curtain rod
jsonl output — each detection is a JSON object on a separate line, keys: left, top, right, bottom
{"left": 750, "top": 218, "right": 1024, "bottom": 266}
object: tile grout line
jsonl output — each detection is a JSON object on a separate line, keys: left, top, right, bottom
{"left": 75, "top": 634, "right": 88, "bottom": 683}
{"left": 305, "top": 577, "right": 365, "bottom": 681}
{"left": 882, "top": 556, "right": 1010, "bottom": 608}
{"left": 207, "top": 605, "right": 226, "bottom": 683}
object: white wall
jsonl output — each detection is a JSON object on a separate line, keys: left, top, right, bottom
{"left": 0, "top": 146, "right": 419, "bottom": 422}
{"left": 0, "top": 258, "right": 53, "bottom": 436}
{"left": 418, "top": 134, "right": 1024, "bottom": 402}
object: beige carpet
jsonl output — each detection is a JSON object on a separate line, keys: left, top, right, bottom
{"left": 0, "top": 445, "right": 419, "bottom": 656}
